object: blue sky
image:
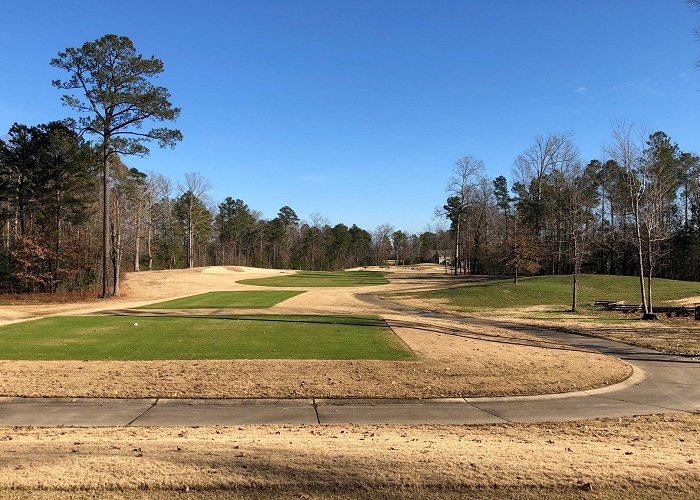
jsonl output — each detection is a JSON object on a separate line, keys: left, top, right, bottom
{"left": 2, "top": 1, "right": 700, "bottom": 233}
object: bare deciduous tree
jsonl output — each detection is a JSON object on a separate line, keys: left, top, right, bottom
{"left": 179, "top": 173, "right": 212, "bottom": 269}
{"left": 445, "top": 156, "right": 484, "bottom": 275}
{"left": 513, "top": 133, "right": 578, "bottom": 234}
{"left": 605, "top": 122, "right": 651, "bottom": 317}
{"left": 372, "top": 223, "right": 394, "bottom": 266}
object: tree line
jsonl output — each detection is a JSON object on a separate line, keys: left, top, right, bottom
{"left": 0, "top": 121, "right": 445, "bottom": 294}
{"left": 0, "top": 34, "right": 447, "bottom": 296}
{"left": 440, "top": 125, "right": 700, "bottom": 314}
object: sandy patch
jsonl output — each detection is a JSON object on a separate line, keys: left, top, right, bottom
{"left": 0, "top": 414, "right": 697, "bottom": 497}
{"left": 0, "top": 267, "right": 294, "bottom": 326}
{"left": 669, "top": 295, "right": 700, "bottom": 306}
{"left": 200, "top": 266, "right": 240, "bottom": 274}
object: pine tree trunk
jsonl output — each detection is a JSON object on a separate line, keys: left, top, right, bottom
{"left": 187, "top": 196, "right": 194, "bottom": 268}
{"left": 684, "top": 183, "right": 689, "bottom": 230}
{"left": 134, "top": 203, "right": 141, "bottom": 272}
{"left": 571, "top": 237, "right": 578, "bottom": 312}
{"left": 112, "top": 231, "right": 121, "bottom": 297}
{"left": 101, "top": 147, "right": 110, "bottom": 298}
{"left": 54, "top": 191, "right": 61, "bottom": 293}
{"left": 147, "top": 221, "right": 153, "bottom": 271}
{"left": 513, "top": 224, "right": 518, "bottom": 284}
{"left": 454, "top": 217, "right": 460, "bottom": 276}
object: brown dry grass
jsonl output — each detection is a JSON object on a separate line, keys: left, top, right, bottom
{"left": 530, "top": 318, "right": 700, "bottom": 356}
{"left": 0, "top": 290, "right": 97, "bottom": 305}
{"left": 0, "top": 266, "right": 631, "bottom": 398}
{"left": 392, "top": 296, "right": 700, "bottom": 357}
{"left": 0, "top": 414, "right": 698, "bottom": 498}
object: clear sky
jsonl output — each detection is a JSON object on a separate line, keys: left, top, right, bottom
{"left": 2, "top": 1, "right": 699, "bottom": 233}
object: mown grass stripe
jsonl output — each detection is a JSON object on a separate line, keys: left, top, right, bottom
{"left": 0, "top": 314, "right": 414, "bottom": 361}
{"left": 139, "top": 290, "right": 305, "bottom": 309}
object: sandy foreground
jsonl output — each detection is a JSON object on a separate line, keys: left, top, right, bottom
{"left": 0, "top": 414, "right": 698, "bottom": 498}
{"left": 0, "top": 266, "right": 629, "bottom": 398}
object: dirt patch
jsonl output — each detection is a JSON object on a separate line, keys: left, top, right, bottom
{"left": 0, "top": 414, "right": 697, "bottom": 497}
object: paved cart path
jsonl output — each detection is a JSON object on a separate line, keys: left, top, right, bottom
{"left": 0, "top": 293, "right": 698, "bottom": 427}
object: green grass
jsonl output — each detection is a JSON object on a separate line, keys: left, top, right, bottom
{"left": 138, "top": 291, "right": 304, "bottom": 309}
{"left": 239, "top": 271, "right": 389, "bottom": 287}
{"left": 411, "top": 274, "right": 700, "bottom": 311}
{"left": 0, "top": 315, "right": 414, "bottom": 361}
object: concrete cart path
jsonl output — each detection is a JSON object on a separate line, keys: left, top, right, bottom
{"left": 0, "top": 294, "right": 698, "bottom": 427}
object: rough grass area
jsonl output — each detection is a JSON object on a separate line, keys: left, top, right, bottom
{"left": 409, "top": 274, "right": 700, "bottom": 311}
{"left": 0, "top": 414, "right": 698, "bottom": 498}
{"left": 239, "top": 270, "right": 388, "bottom": 287}
{"left": 484, "top": 313, "right": 700, "bottom": 356}
{"left": 0, "top": 315, "right": 413, "bottom": 361}
{"left": 138, "top": 290, "right": 304, "bottom": 309}
{"left": 388, "top": 274, "right": 700, "bottom": 355}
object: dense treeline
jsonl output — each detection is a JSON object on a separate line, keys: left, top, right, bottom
{"left": 442, "top": 126, "right": 700, "bottom": 314}
{"left": 0, "top": 122, "right": 98, "bottom": 293}
{"left": 0, "top": 122, "right": 447, "bottom": 294}
{"left": 4, "top": 118, "right": 699, "bottom": 308}
{"left": 4, "top": 118, "right": 700, "bottom": 307}
{"left": 1, "top": 34, "right": 450, "bottom": 296}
